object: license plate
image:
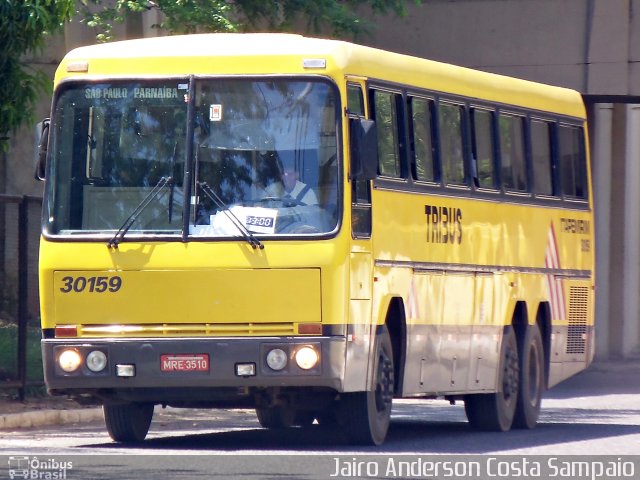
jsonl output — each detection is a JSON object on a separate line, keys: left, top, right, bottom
{"left": 160, "top": 354, "right": 209, "bottom": 372}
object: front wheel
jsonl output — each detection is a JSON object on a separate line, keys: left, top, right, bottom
{"left": 465, "top": 326, "right": 519, "bottom": 432}
{"left": 338, "top": 326, "right": 394, "bottom": 445}
{"left": 103, "top": 403, "right": 154, "bottom": 442}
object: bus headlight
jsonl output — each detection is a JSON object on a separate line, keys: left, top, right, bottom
{"left": 58, "top": 349, "right": 82, "bottom": 373}
{"left": 294, "top": 346, "right": 319, "bottom": 370}
{"left": 266, "top": 348, "right": 288, "bottom": 371}
{"left": 86, "top": 350, "right": 108, "bottom": 372}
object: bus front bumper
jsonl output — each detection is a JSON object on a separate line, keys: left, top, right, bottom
{"left": 42, "top": 336, "right": 346, "bottom": 393}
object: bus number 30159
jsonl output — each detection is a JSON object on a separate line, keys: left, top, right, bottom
{"left": 59, "top": 275, "right": 122, "bottom": 293}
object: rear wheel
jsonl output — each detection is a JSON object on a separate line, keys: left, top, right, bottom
{"left": 339, "top": 326, "right": 394, "bottom": 445}
{"left": 513, "top": 324, "right": 545, "bottom": 429}
{"left": 103, "top": 403, "right": 154, "bottom": 442}
{"left": 465, "top": 326, "right": 519, "bottom": 431}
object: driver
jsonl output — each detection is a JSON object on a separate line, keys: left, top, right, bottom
{"left": 267, "top": 158, "right": 318, "bottom": 206}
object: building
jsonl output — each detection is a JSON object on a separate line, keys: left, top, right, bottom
{"left": 2, "top": 0, "right": 639, "bottom": 358}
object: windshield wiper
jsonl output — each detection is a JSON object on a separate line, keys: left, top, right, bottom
{"left": 107, "top": 176, "right": 173, "bottom": 249}
{"left": 197, "top": 181, "right": 264, "bottom": 250}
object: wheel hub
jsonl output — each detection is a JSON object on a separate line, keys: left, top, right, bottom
{"left": 375, "top": 352, "right": 394, "bottom": 413}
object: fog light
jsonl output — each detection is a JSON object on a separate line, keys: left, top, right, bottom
{"left": 295, "top": 346, "right": 319, "bottom": 370}
{"left": 236, "top": 363, "right": 256, "bottom": 377}
{"left": 86, "top": 350, "right": 108, "bottom": 373}
{"left": 266, "top": 348, "right": 288, "bottom": 371}
{"left": 116, "top": 364, "right": 135, "bottom": 377}
{"left": 58, "top": 349, "right": 82, "bottom": 373}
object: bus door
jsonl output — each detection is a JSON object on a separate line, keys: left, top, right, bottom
{"left": 344, "top": 78, "right": 375, "bottom": 391}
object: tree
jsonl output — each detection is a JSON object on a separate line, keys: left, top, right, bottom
{"left": 0, "top": 1, "right": 75, "bottom": 153}
{"left": 80, "top": 0, "right": 421, "bottom": 43}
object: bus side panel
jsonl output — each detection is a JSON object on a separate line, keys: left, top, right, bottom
{"left": 469, "top": 272, "right": 501, "bottom": 391}
{"left": 404, "top": 271, "right": 445, "bottom": 395}
{"left": 342, "top": 250, "right": 375, "bottom": 392}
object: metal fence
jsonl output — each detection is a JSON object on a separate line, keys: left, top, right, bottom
{"left": 0, "top": 194, "right": 43, "bottom": 399}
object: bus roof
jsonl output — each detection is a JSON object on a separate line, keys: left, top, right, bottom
{"left": 57, "top": 33, "right": 585, "bottom": 119}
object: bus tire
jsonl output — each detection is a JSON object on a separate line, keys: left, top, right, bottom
{"left": 103, "top": 402, "right": 154, "bottom": 442}
{"left": 464, "top": 326, "right": 519, "bottom": 432}
{"left": 255, "top": 406, "right": 295, "bottom": 429}
{"left": 340, "top": 326, "right": 394, "bottom": 445}
{"left": 513, "top": 324, "right": 545, "bottom": 429}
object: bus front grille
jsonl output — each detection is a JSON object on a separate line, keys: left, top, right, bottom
{"left": 76, "top": 323, "right": 298, "bottom": 338}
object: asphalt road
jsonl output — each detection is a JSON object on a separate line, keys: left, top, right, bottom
{"left": 1, "top": 361, "right": 639, "bottom": 479}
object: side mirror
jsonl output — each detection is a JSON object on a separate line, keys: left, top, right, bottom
{"left": 35, "top": 118, "right": 50, "bottom": 181}
{"left": 349, "top": 118, "right": 378, "bottom": 181}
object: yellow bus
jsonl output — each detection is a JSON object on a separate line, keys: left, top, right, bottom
{"left": 37, "top": 33, "right": 595, "bottom": 446}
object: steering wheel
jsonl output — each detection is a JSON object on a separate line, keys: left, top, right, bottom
{"left": 253, "top": 196, "right": 302, "bottom": 208}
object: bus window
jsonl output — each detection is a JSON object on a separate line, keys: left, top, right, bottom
{"left": 347, "top": 84, "right": 365, "bottom": 117}
{"left": 438, "top": 102, "right": 465, "bottom": 185}
{"left": 47, "top": 81, "right": 188, "bottom": 233}
{"left": 192, "top": 79, "right": 339, "bottom": 235}
{"left": 499, "top": 113, "right": 527, "bottom": 192}
{"left": 373, "top": 90, "right": 402, "bottom": 178}
{"left": 471, "top": 108, "right": 496, "bottom": 189}
{"left": 347, "top": 84, "right": 372, "bottom": 237}
{"left": 531, "top": 120, "right": 554, "bottom": 196}
{"left": 410, "top": 97, "right": 436, "bottom": 182}
{"left": 558, "top": 125, "right": 587, "bottom": 199}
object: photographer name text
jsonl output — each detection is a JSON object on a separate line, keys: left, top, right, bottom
{"left": 330, "top": 457, "right": 635, "bottom": 479}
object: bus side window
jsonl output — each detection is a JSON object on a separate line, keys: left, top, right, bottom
{"left": 347, "top": 83, "right": 372, "bottom": 238}
{"left": 372, "top": 90, "right": 403, "bottom": 178}
{"left": 471, "top": 108, "right": 497, "bottom": 189}
{"left": 499, "top": 113, "right": 527, "bottom": 192}
{"left": 347, "top": 84, "right": 365, "bottom": 117}
{"left": 531, "top": 119, "right": 554, "bottom": 196}
{"left": 558, "top": 125, "right": 587, "bottom": 199}
{"left": 410, "top": 97, "right": 437, "bottom": 182}
{"left": 438, "top": 101, "right": 466, "bottom": 186}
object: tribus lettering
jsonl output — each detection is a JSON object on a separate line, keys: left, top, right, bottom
{"left": 425, "top": 205, "right": 463, "bottom": 244}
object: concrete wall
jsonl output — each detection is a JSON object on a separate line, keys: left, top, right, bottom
{"left": 365, "top": 0, "right": 640, "bottom": 96}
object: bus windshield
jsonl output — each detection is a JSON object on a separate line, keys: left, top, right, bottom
{"left": 45, "top": 78, "right": 340, "bottom": 238}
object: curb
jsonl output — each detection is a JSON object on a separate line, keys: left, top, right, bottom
{"left": 588, "top": 358, "right": 640, "bottom": 374}
{"left": 0, "top": 407, "right": 103, "bottom": 430}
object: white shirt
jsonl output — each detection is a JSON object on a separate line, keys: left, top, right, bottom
{"left": 267, "top": 181, "right": 318, "bottom": 205}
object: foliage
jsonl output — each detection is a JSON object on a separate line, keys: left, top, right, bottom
{"left": 80, "top": 0, "right": 421, "bottom": 43}
{"left": 0, "top": 1, "right": 75, "bottom": 153}
{"left": 0, "top": 323, "right": 44, "bottom": 382}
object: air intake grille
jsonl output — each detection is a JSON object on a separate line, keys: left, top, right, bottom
{"left": 76, "top": 323, "right": 298, "bottom": 338}
{"left": 566, "top": 286, "right": 589, "bottom": 354}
